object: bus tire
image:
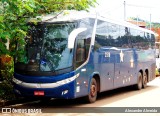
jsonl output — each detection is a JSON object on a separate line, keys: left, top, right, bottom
{"left": 142, "top": 71, "right": 147, "bottom": 88}
{"left": 86, "top": 78, "right": 97, "bottom": 103}
{"left": 135, "top": 72, "right": 142, "bottom": 90}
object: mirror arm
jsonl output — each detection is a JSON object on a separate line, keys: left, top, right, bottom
{"left": 68, "top": 28, "right": 87, "bottom": 49}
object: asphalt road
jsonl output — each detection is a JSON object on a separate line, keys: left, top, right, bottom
{"left": 1, "top": 77, "right": 160, "bottom": 116}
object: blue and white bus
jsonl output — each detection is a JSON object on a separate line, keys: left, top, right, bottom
{"left": 13, "top": 10, "right": 156, "bottom": 103}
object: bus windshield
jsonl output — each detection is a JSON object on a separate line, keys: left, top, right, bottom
{"left": 22, "top": 22, "right": 76, "bottom": 72}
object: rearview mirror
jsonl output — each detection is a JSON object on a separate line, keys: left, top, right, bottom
{"left": 68, "top": 28, "right": 87, "bottom": 49}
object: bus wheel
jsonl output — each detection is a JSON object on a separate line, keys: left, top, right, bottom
{"left": 86, "top": 78, "right": 97, "bottom": 103}
{"left": 135, "top": 72, "right": 142, "bottom": 90}
{"left": 142, "top": 72, "right": 147, "bottom": 88}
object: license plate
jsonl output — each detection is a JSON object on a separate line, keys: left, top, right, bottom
{"left": 34, "top": 91, "right": 44, "bottom": 96}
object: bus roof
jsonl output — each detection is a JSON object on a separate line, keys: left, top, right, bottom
{"left": 97, "top": 15, "right": 155, "bottom": 34}
{"left": 29, "top": 10, "right": 91, "bottom": 23}
{"left": 29, "top": 10, "right": 155, "bottom": 35}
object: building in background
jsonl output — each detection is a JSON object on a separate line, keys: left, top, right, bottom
{"left": 127, "top": 19, "right": 160, "bottom": 42}
{"left": 128, "top": 20, "right": 146, "bottom": 28}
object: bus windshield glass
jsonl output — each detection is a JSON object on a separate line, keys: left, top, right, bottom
{"left": 23, "top": 22, "right": 76, "bottom": 72}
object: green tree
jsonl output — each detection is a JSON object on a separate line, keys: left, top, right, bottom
{"left": 0, "top": 0, "right": 97, "bottom": 57}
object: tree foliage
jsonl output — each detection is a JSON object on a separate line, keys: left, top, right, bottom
{"left": 0, "top": 0, "right": 97, "bottom": 56}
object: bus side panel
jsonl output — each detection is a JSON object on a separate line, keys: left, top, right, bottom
{"left": 136, "top": 49, "right": 156, "bottom": 81}
{"left": 93, "top": 49, "right": 115, "bottom": 92}
{"left": 150, "top": 63, "right": 156, "bottom": 80}
{"left": 114, "top": 49, "right": 137, "bottom": 88}
{"left": 129, "top": 49, "right": 155, "bottom": 87}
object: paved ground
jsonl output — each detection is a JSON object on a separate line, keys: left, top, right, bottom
{"left": 1, "top": 77, "right": 160, "bottom": 116}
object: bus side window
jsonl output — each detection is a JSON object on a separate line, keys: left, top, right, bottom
{"left": 76, "top": 39, "right": 86, "bottom": 67}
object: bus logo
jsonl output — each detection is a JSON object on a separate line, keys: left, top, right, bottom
{"left": 105, "top": 52, "right": 110, "bottom": 57}
{"left": 41, "top": 60, "right": 46, "bottom": 65}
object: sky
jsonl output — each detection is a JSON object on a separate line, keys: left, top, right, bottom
{"left": 90, "top": 0, "right": 160, "bottom": 23}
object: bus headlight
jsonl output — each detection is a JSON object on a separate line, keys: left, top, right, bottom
{"left": 13, "top": 78, "right": 22, "bottom": 84}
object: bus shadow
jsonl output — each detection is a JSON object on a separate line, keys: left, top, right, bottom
{"left": 95, "top": 84, "right": 159, "bottom": 106}
{"left": 25, "top": 83, "right": 159, "bottom": 108}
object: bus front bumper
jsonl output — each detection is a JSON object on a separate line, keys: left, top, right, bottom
{"left": 12, "top": 78, "right": 76, "bottom": 99}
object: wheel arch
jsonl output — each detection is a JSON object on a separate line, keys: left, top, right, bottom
{"left": 93, "top": 74, "right": 100, "bottom": 93}
{"left": 145, "top": 69, "right": 149, "bottom": 82}
{"left": 139, "top": 69, "right": 143, "bottom": 76}
{"left": 139, "top": 68, "right": 149, "bottom": 82}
